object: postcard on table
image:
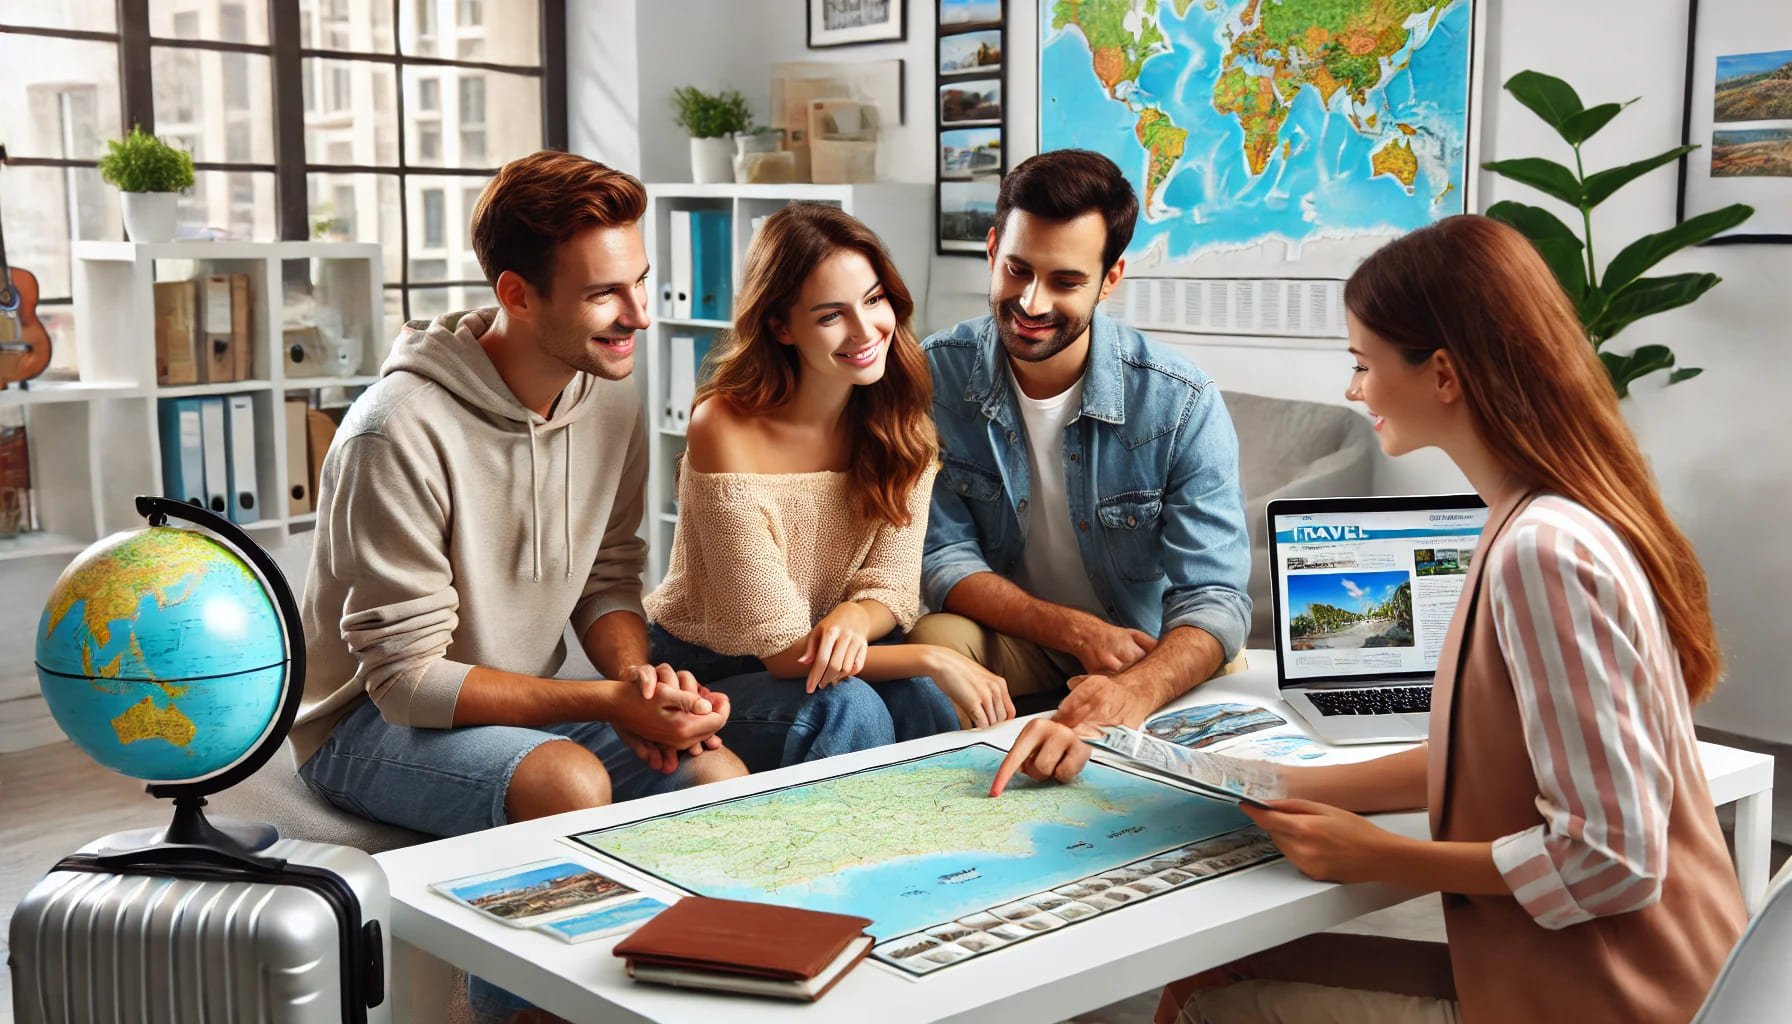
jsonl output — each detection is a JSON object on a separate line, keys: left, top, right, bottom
{"left": 536, "top": 897, "right": 670, "bottom": 943}
{"left": 431, "top": 859, "right": 640, "bottom": 928}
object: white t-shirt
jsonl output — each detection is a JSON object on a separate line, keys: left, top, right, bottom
{"left": 1009, "top": 366, "right": 1106, "bottom": 618}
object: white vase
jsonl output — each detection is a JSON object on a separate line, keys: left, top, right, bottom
{"left": 120, "top": 191, "right": 178, "bottom": 243}
{"left": 689, "top": 136, "right": 735, "bottom": 185}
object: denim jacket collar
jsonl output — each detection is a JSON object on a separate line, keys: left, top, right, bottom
{"left": 966, "top": 310, "right": 1127, "bottom": 427}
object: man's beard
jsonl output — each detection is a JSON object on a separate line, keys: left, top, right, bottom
{"left": 992, "top": 298, "right": 1093, "bottom": 363}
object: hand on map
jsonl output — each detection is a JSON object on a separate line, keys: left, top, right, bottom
{"left": 923, "top": 647, "right": 1016, "bottom": 728}
{"left": 613, "top": 663, "right": 730, "bottom": 773}
{"left": 1055, "top": 673, "right": 1153, "bottom": 732}
{"left": 989, "top": 719, "right": 1101, "bottom": 796}
{"left": 1239, "top": 798, "right": 1394, "bottom": 884}
{"left": 796, "top": 603, "right": 872, "bottom": 693}
{"left": 1068, "top": 618, "right": 1157, "bottom": 675}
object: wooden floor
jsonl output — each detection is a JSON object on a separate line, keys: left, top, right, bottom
{"left": 1, "top": 741, "right": 172, "bottom": 1020}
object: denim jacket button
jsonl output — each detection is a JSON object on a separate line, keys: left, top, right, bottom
{"left": 1126, "top": 515, "right": 1137, "bottom": 527}
{"left": 1069, "top": 453, "right": 1078, "bottom": 462}
{"left": 1079, "top": 520, "right": 1089, "bottom": 531}
{"left": 1017, "top": 498, "right": 1028, "bottom": 512}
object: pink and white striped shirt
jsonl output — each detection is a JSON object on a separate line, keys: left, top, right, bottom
{"left": 1484, "top": 495, "right": 1692, "bottom": 931}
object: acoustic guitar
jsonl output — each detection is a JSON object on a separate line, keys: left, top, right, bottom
{"left": 0, "top": 147, "right": 53, "bottom": 388}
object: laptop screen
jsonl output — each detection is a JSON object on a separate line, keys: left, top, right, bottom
{"left": 1269, "top": 496, "right": 1489, "bottom": 687}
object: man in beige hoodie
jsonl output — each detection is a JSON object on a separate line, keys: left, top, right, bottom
{"left": 291, "top": 152, "right": 745, "bottom": 842}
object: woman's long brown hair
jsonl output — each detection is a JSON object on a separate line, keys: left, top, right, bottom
{"left": 695, "top": 202, "right": 936, "bottom": 528}
{"left": 1346, "top": 214, "right": 1720, "bottom": 701}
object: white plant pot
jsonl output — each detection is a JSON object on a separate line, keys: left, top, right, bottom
{"left": 689, "top": 136, "right": 735, "bottom": 185}
{"left": 120, "top": 191, "right": 178, "bottom": 243}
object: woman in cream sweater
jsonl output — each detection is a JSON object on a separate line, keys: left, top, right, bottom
{"left": 645, "top": 203, "right": 1014, "bottom": 772}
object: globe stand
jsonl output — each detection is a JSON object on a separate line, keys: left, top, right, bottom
{"left": 161, "top": 795, "right": 280, "bottom": 853}
{"left": 91, "top": 797, "right": 281, "bottom": 864}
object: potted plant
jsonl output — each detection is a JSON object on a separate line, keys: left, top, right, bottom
{"left": 671, "top": 86, "right": 753, "bottom": 184}
{"left": 97, "top": 127, "right": 195, "bottom": 243}
{"left": 1482, "top": 72, "right": 1754, "bottom": 397}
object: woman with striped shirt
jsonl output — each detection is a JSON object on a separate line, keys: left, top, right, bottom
{"left": 1166, "top": 215, "right": 1747, "bottom": 1024}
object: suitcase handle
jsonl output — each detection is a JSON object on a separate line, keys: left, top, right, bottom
{"left": 53, "top": 849, "right": 384, "bottom": 1021}
{"left": 82, "top": 839, "right": 287, "bottom": 877}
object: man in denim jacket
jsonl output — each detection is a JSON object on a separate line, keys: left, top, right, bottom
{"left": 908, "top": 150, "right": 1251, "bottom": 786}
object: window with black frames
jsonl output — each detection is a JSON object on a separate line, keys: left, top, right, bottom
{"left": 0, "top": 0, "right": 567, "bottom": 355}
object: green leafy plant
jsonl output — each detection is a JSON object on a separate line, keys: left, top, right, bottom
{"left": 1482, "top": 71, "right": 1754, "bottom": 397}
{"left": 670, "top": 87, "right": 752, "bottom": 139}
{"left": 96, "top": 126, "right": 195, "bottom": 194}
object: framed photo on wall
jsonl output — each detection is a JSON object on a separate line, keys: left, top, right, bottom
{"left": 809, "top": 0, "right": 907, "bottom": 49}
{"left": 936, "top": 0, "right": 1006, "bottom": 254}
{"left": 1678, "top": 0, "right": 1792, "bottom": 242}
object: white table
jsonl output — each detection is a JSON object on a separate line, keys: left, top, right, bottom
{"left": 375, "top": 651, "right": 1775, "bottom": 1023}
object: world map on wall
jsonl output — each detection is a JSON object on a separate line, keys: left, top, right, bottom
{"left": 1041, "top": 0, "right": 1475, "bottom": 276}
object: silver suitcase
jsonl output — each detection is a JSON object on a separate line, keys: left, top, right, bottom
{"left": 9, "top": 830, "right": 391, "bottom": 1023}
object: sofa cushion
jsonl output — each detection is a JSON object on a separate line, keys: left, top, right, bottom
{"left": 205, "top": 744, "right": 428, "bottom": 853}
{"left": 1225, "top": 391, "right": 1376, "bottom": 650}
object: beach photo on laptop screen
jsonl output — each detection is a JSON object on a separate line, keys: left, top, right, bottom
{"left": 1271, "top": 497, "right": 1488, "bottom": 682}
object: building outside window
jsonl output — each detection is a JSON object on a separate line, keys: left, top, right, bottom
{"left": 0, "top": 0, "right": 561, "bottom": 360}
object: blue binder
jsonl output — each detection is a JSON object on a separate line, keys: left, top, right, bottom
{"left": 156, "top": 398, "right": 207, "bottom": 508}
{"left": 690, "top": 210, "right": 733, "bottom": 321}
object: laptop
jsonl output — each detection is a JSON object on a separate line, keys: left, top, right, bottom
{"left": 1266, "top": 494, "right": 1489, "bottom": 745}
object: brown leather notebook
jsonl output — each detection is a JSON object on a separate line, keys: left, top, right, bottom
{"left": 612, "top": 896, "right": 872, "bottom": 983}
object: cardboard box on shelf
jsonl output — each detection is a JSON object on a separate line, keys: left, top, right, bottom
{"left": 153, "top": 280, "right": 201, "bottom": 386}
{"left": 305, "top": 407, "right": 337, "bottom": 507}
{"left": 200, "top": 273, "right": 252, "bottom": 383}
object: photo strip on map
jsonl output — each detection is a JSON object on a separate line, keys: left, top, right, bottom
{"left": 559, "top": 742, "right": 1283, "bottom": 979}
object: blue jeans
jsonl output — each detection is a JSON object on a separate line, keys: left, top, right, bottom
{"left": 648, "top": 623, "right": 959, "bottom": 773}
{"left": 297, "top": 699, "right": 708, "bottom": 837}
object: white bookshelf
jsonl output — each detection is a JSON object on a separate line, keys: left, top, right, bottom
{"left": 639, "top": 182, "right": 933, "bottom": 587}
{"left": 0, "top": 240, "right": 385, "bottom": 563}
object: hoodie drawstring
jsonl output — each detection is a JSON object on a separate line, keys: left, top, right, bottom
{"left": 527, "top": 419, "right": 541, "bottom": 582}
{"left": 563, "top": 427, "right": 573, "bottom": 579}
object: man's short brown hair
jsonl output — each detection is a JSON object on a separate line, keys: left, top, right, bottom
{"left": 471, "top": 150, "right": 647, "bottom": 295}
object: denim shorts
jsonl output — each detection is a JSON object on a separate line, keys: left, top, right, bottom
{"left": 297, "top": 698, "right": 700, "bottom": 838}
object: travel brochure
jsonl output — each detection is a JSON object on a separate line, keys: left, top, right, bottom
{"left": 429, "top": 859, "right": 669, "bottom": 944}
{"left": 1142, "top": 700, "right": 1340, "bottom": 765}
{"left": 1085, "top": 726, "right": 1284, "bottom": 809}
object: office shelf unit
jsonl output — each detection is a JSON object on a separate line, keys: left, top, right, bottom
{"left": 639, "top": 182, "right": 933, "bottom": 587}
{"left": 0, "top": 240, "right": 383, "bottom": 563}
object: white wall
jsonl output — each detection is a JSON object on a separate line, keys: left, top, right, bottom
{"left": 581, "top": 0, "right": 1792, "bottom": 751}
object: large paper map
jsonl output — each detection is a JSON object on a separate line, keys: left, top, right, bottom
{"left": 1040, "top": 0, "right": 1475, "bottom": 277}
{"left": 570, "top": 744, "right": 1278, "bottom": 976}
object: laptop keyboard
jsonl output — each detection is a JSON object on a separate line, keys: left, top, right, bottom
{"left": 1307, "top": 687, "right": 1431, "bottom": 716}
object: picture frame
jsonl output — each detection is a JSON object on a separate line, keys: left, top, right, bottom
{"left": 939, "top": 127, "right": 1003, "bottom": 177}
{"left": 1677, "top": 0, "right": 1792, "bottom": 243}
{"left": 808, "top": 0, "right": 907, "bottom": 49}
{"left": 939, "top": 179, "right": 1001, "bottom": 253}
{"left": 939, "top": 28, "right": 1002, "bottom": 78}
{"left": 939, "top": 0, "right": 1002, "bottom": 31}
{"left": 940, "top": 79, "right": 1002, "bottom": 125}
{"left": 936, "top": 0, "right": 1007, "bottom": 255}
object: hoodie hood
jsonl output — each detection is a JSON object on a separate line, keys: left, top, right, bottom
{"left": 381, "top": 307, "right": 600, "bottom": 430}
{"left": 380, "top": 307, "right": 601, "bottom": 581}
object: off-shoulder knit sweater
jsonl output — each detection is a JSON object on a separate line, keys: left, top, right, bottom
{"left": 644, "top": 461, "right": 938, "bottom": 658}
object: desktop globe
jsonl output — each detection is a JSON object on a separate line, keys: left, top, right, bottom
{"left": 35, "top": 502, "right": 294, "bottom": 792}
